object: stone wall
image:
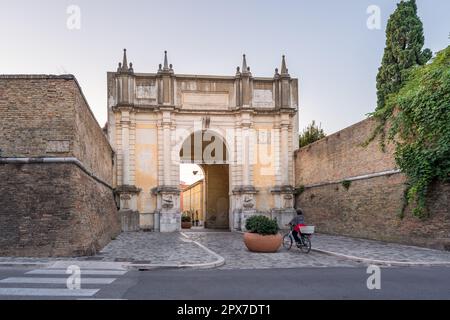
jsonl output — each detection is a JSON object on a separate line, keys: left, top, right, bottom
{"left": 0, "top": 75, "right": 120, "bottom": 257}
{"left": 294, "top": 118, "right": 450, "bottom": 250}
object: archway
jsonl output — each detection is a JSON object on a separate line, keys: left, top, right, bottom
{"left": 179, "top": 130, "right": 230, "bottom": 229}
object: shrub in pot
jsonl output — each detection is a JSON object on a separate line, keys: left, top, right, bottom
{"left": 243, "top": 215, "right": 282, "bottom": 253}
{"left": 181, "top": 214, "right": 192, "bottom": 229}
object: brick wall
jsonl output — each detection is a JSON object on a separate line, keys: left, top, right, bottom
{"left": 0, "top": 75, "right": 75, "bottom": 157}
{"left": 0, "top": 163, "right": 120, "bottom": 256}
{"left": 295, "top": 118, "right": 397, "bottom": 185}
{"left": 72, "top": 82, "right": 114, "bottom": 183}
{"left": 294, "top": 118, "right": 450, "bottom": 250}
{"left": 0, "top": 75, "right": 120, "bottom": 257}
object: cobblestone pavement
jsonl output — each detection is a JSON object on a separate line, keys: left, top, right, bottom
{"left": 2, "top": 231, "right": 450, "bottom": 269}
{"left": 0, "top": 232, "right": 220, "bottom": 267}
{"left": 97, "top": 232, "right": 218, "bottom": 265}
{"left": 313, "top": 234, "right": 450, "bottom": 264}
{"left": 183, "top": 232, "right": 362, "bottom": 269}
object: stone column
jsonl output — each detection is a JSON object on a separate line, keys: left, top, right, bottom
{"left": 270, "top": 113, "right": 296, "bottom": 229}
{"left": 157, "top": 110, "right": 180, "bottom": 232}
{"left": 237, "top": 113, "right": 258, "bottom": 231}
{"left": 242, "top": 125, "right": 250, "bottom": 186}
{"left": 163, "top": 123, "right": 171, "bottom": 185}
{"left": 121, "top": 113, "right": 130, "bottom": 185}
{"left": 280, "top": 122, "right": 289, "bottom": 185}
{"left": 116, "top": 109, "right": 141, "bottom": 231}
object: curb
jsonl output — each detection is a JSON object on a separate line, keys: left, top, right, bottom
{"left": 0, "top": 233, "right": 226, "bottom": 271}
{"left": 312, "top": 248, "right": 450, "bottom": 267}
{"left": 124, "top": 233, "right": 226, "bottom": 271}
{"left": 239, "top": 231, "right": 450, "bottom": 267}
{"left": 0, "top": 262, "right": 52, "bottom": 268}
{"left": 180, "top": 232, "right": 226, "bottom": 268}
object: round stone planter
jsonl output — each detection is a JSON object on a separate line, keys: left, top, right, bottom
{"left": 243, "top": 232, "right": 282, "bottom": 253}
{"left": 181, "top": 221, "right": 192, "bottom": 229}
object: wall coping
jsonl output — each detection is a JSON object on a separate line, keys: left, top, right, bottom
{"left": 294, "top": 117, "right": 376, "bottom": 156}
{"left": 300, "top": 169, "right": 402, "bottom": 189}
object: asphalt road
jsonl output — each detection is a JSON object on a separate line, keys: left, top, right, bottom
{"left": 0, "top": 266, "right": 449, "bottom": 300}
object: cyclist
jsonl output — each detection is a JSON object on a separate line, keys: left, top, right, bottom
{"left": 289, "top": 208, "right": 306, "bottom": 245}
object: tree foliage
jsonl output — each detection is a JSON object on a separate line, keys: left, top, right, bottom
{"left": 373, "top": 46, "right": 450, "bottom": 218}
{"left": 367, "top": 0, "right": 446, "bottom": 218}
{"left": 376, "top": 0, "right": 431, "bottom": 111}
{"left": 299, "top": 120, "right": 326, "bottom": 148}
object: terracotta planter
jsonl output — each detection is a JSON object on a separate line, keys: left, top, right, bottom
{"left": 243, "top": 232, "right": 282, "bottom": 253}
{"left": 181, "top": 221, "right": 192, "bottom": 229}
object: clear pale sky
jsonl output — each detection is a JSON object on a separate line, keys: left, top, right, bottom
{"left": 1, "top": 0, "right": 449, "bottom": 135}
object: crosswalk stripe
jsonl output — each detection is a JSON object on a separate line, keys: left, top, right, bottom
{"left": 0, "top": 288, "right": 99, "bottom": 297}
{"left": 26, "top": 269, "right": 127, "bottom": 276}
{"left": 0, "top": 277, "right": 117, "bottom": 284}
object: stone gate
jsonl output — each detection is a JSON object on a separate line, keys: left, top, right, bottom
{"left": 107, "top": 50, "right": 299, "bottom": 232}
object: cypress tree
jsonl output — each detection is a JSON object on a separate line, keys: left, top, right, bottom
{"left": 376, "top": 0, "right": 431, "bottom": 110}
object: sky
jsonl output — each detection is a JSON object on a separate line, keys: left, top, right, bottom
{"left": 0, "top": 0, "right": 449, "bottom": 136}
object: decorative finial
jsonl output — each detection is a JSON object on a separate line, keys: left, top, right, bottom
{"left": 242, "top": 54, "right": 248, "bottom": 73}
{"left": 274, "top": 67, "right": 280, "bottom": 78}
{"left": 281, "top": 54, "right": 288, "bottom": 75}
{"left": 122, "top": 48, "right": 128, "bottom": 72}
{"left": 163, "top": 50, "right": 169, "bottom": 70}
{"left": 159, "top": 63, "right": 162, "bottom": 71}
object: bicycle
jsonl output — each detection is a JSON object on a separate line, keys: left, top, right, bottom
{"left": 283, "top": 224, "right": 314, "bottom": 253}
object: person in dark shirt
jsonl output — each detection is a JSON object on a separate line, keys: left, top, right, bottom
{"left": 289, "top": 208, "right": 306, "bottom": 244}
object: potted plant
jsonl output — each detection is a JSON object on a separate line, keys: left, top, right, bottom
{"left": 181, "top": 213, "right": 192, "bottom": 229}
{"left": 243, "top": 215, "right": 282, "bottom": 253}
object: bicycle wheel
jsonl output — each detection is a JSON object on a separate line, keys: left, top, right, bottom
{"left": 283, "top": 233, "right": 293, "bottom": 250}
{"left": 299, "top": 235, "right": 311, "bottom": 253}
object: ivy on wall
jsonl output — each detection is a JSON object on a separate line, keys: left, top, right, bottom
{"left": 371, "top": 46, "right": 450, "bottom": 218}
{"left": 366, "top": 0, "right": 449, "bottom": 218}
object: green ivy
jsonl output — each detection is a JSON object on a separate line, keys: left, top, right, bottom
{"left": 370, "top": 46, "right": 450, "bottom": 218}
{"left": 342, "top": 180, "right": 352, "bottom": 190}
{"left": 295, "top": 185, "right": 305, "bottom": 195}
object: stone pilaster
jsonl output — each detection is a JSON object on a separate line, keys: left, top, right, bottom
{"left": 280, "top": 115, "right": 290, "bottom": 186}
{"left": 271, "top": 184, "right": 296, "bottom": 230}
{"left": 153, "top": 186, "right": 181, "bottom": 232}
{"left": 232, "top": 186, "right": 258, "bottom": 231}
{"left": 121, "top": 110, "right": 130, "bottom": 185}
{"left": 114, "top": 185, "right": 141, "bottom": 232}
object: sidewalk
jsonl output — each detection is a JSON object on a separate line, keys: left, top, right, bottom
{"left": 0, "top": 232, "right": 224, "bottom": 270}
{"left": 1, "top": 231, "right": 450, "bottom": 270}
{"left": 312, "top": 234, "right": 450, "bottom": 266}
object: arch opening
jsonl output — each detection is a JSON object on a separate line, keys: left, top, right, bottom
{"left": 179, "top": 131, "right": 230, "bottom": 230}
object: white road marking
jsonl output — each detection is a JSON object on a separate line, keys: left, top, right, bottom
{"left": 0, "top": 267, "right": 127, "bottom": 298}
{"left": 0, "top": 288, "right": 99, "bottom": 297}
{"left": 26, "top": 269, "right": 127, "bottom": 276}
{"left": 0, "top": 277, "right": 117, "bottom": 284}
